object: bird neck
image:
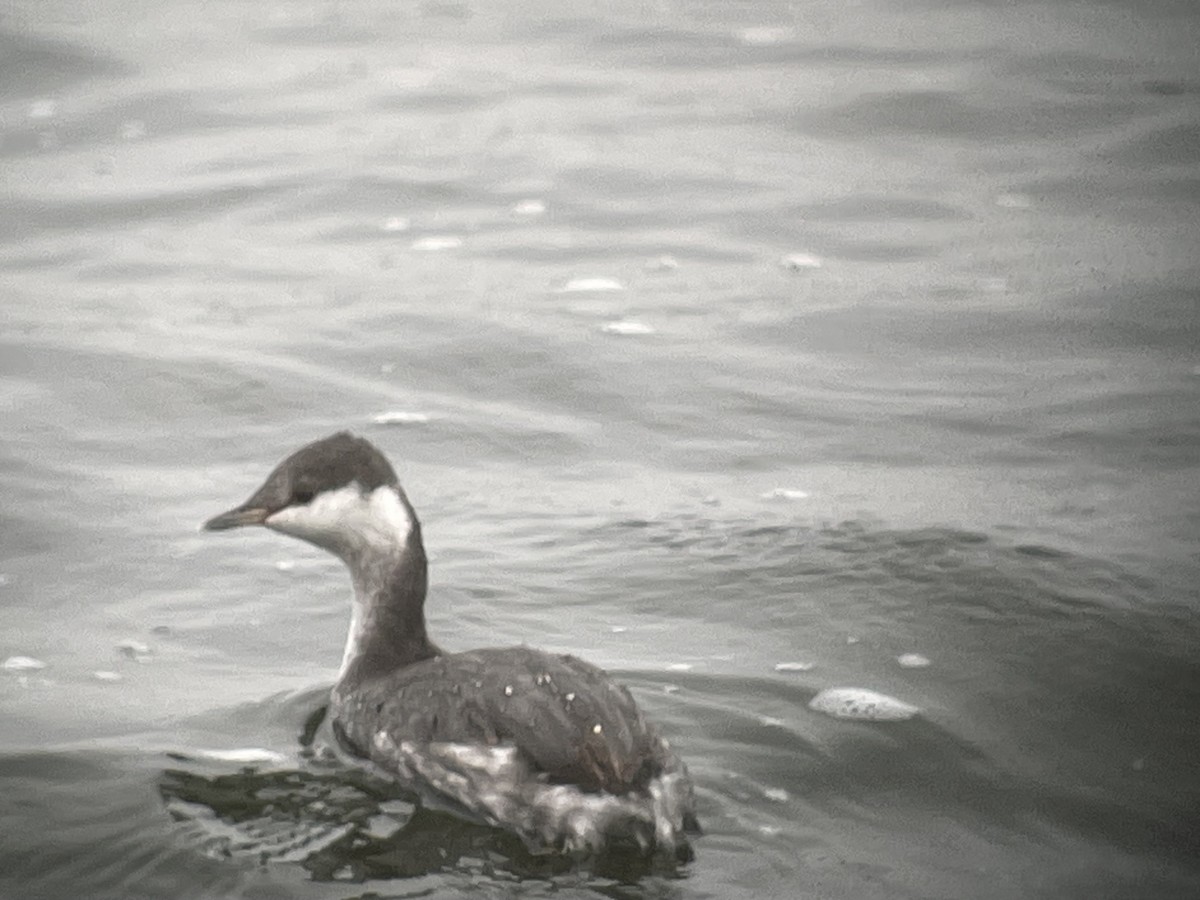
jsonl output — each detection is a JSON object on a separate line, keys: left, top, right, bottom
{"left": 335, "top": 515, "right": 439, "bottom": 695}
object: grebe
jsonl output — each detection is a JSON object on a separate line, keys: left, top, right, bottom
{"left": 203, "top": 432, "right": 697, "bottom": 857}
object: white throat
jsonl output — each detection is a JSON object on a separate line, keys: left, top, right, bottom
{"left": 340, "top": 598, "right": 366, "bottom": 680}
{"left": 265, "top": 483, "right": 417, "bottom": 681}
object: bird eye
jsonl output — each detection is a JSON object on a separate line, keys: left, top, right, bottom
{"left": 293, "top": 487, "right": 315, "bottom": 506}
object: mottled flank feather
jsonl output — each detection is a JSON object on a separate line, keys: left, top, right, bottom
{"left": 333, "top": 648, "right": 697, "bottom": 855}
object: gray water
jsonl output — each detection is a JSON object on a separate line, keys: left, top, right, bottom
{"left": 3, "top": 0, "right": 1199, "bottom": 897}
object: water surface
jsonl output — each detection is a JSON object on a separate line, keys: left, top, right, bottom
{"left": 3, "top": 0, "right": 1199, "bottom": 897}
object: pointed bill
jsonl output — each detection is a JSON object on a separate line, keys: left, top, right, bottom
{"left": 203, "top": 505, "right": 271, "bottom": 531}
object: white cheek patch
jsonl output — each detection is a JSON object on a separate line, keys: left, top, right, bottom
{"left": 365, "top": 485, "right": 415, "bottom": 548}
{"left": 266, "top": 483, "right": 412, "bottom": 556}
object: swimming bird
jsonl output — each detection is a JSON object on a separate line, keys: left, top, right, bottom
{"left": 203, "top": 432, "right": 697, "bottom": 857}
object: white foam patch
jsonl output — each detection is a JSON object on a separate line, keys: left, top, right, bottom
{"left": 738, "top": 26, "right": 796, "bottom": 45}
{"left": 372, "top": 410, "right": 431, "bottom": 425}
{"left": 897, "top": 653, "right": 931, "bottom": 668}
{"left": 93, "top": 670, "right": 123, "bottom": 682}
{"left": 781, "top": 251, "right": 822, "bottom": 270}
{"left": 29, "top": 99, "right": 57, "bottom": 120}
{"left": 117, "top": 639, "right": 152, "bottom": 659}
{"left": 511, "top": 198, "right": 546, "bottom": 216}
{"left": 121, "top": 119, "right": 146, "bottom": 140}
{"left": 762, "top": 488, "right": 809, "bottom": 500}
{"left": 994, "top": 193, "right": 1032, "bottom": 209}
{"left": 774, "top": 661, "right": 814, "bottom": 672}
{"left": 2, "top": 656, "right": 46, "bottom": 672}
{"left": 561, "top": 277, "right": 624, "bottom": 292}
{"left": 601, "top": 320, "right": 655, "bottom": 335}
{"left": 809, "top": 687, "right": 919, "bottom": 722}
{"left": 410, "top": 235, "right": 462, "bottom": 251}
{"left": 197, "top": 748, "right": 289, "bottom": 764}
